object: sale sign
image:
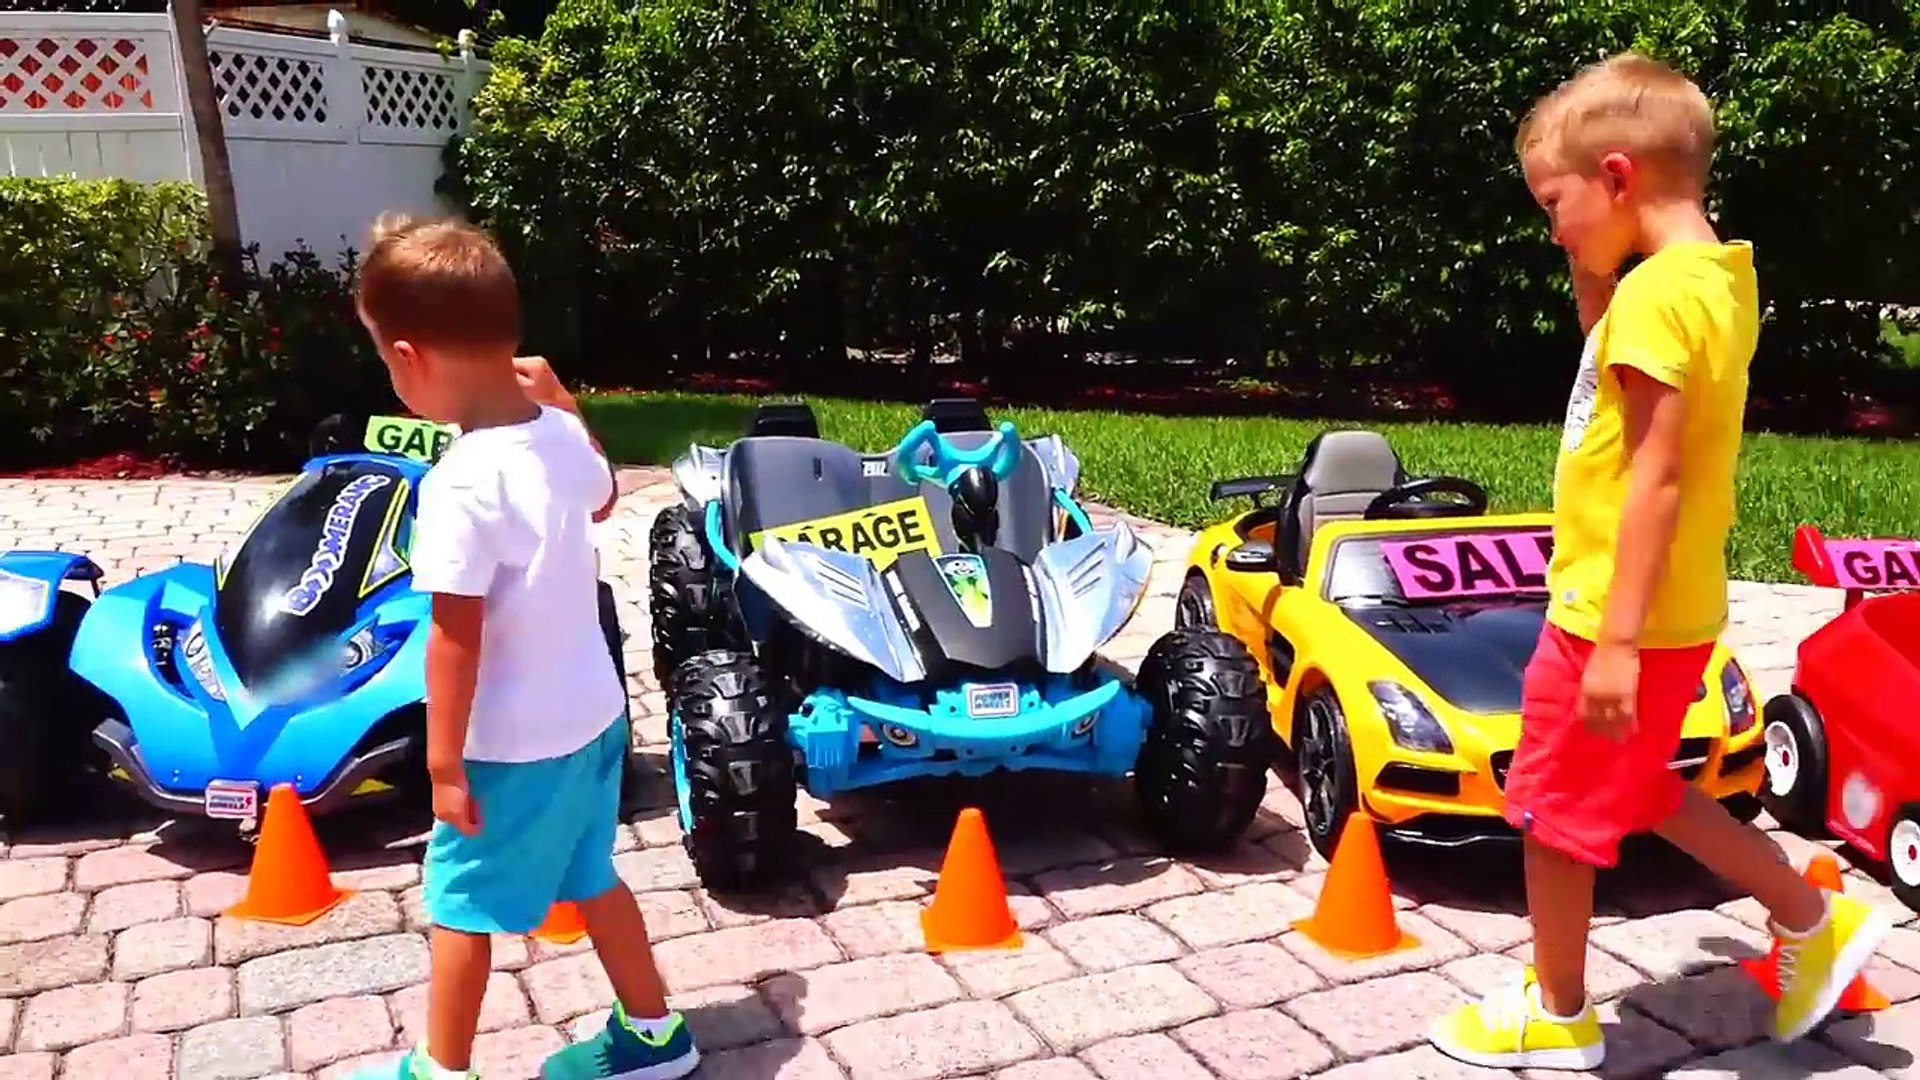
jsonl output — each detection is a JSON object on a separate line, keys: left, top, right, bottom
{"left": 1382, "top": 530, "right": 1554, "bottom": 600}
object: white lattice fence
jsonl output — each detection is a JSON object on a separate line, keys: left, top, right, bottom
{"left": 202, "top": 13, "right": 485, "bottom": 258}
{"left": 360, "top": 58, "right": 461, "bottom": 143}
{"left": 0, "top": 8, "right": 487, "bottom": 259}
{"left": 0, "top": 13, "right": 194, "bottom": 182}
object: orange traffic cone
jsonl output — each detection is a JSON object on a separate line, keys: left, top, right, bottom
{"left": 921, "top": 807, "right": 1021, "bottom": 953}
{"left": 1739, "top": 852, "right": 1889, "bottom": 1011}
{"left": 1291, "top": 812, "right": 1418, "bottom": 958}
{"left": 531, "top": 901, "right": 590, "bottom": 945}
{"left": 225, "top": 783, "right": 352, "bottom": 925}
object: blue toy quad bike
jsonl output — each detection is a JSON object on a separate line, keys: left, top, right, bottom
{"left": 0, "top": 415, "right": 637, "bottom": 832}
{"left": 651, "top": 398, "right": 1275, "bottom": 890}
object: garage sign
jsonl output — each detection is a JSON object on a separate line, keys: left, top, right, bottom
{"left": 750, "top": 496, "right": 942, "bottom": 569}
{"left": 1827, "top": 538, "right": 1920, "bottom": 591}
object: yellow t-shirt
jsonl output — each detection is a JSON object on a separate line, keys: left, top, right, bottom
{"left": 1546, "top": 240, "right": 1759, "bottom": 649}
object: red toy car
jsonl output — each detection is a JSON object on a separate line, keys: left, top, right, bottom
{"left": 1760, "top": 525, "right": 1920, "bottom": 912}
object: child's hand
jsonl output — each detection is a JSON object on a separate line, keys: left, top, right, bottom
{"left": 1580, "top": 641, "right": 1639, "bottom": 741}
{"left": 432, "top": 772, "right": 482, "bottom": 835}
{"left": 513, "top": 355, "right": 574, "bottom": 410}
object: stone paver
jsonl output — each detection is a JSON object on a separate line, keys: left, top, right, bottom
{"left": 128, "top": 969, "right": 236, "bottom": 1037}
{"left": 0, "top": 468, "right": 1908, "bottom": 1078}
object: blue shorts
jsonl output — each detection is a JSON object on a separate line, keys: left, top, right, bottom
{"left": 422, "top": 713, "right": 627, "bottom": 935}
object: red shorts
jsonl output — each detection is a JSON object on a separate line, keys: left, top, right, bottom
{"left": 1502, "top": 622, "right": 1714, "bottom": 868}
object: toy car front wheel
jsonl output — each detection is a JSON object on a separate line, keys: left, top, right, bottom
{"left": 1132, "top": 629, "right": 1272, "bottom": 851}
{"left": 1174, "top": 573, "right": 1216, "bottom": 630}
{"left": 648, "top": 504, "right": 742, "bottom": 695}
{"left": 1293, "top": 683, "right": 1360, "bottom": 861}
{"left": 0, "top": 592, "right": 95, "bottom": 829}
{"left": 669, "top": 649, "right": 797, "bottom": 890}
{"left": 1889, "top": 803, "right": 1920, "bottom": 912}
{"left": 1758, "top": 692, "right": 1829, "bottom": 834}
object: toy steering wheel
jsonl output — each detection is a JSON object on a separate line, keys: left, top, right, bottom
{"left": 1364, "top": 476, "right": 1488, "bottom": 520}
{"left": 893, "top": 419, "right": 1024, "bottom": 488}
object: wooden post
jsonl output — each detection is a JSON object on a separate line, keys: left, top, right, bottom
{"left": 169, "top": 0, "right": 244, "bottom": 284}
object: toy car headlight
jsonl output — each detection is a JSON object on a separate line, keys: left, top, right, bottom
{"left": 341, "top": 627, "right": 378, "bottom": 672}
{"left": 179, "top": 619, "right": 226, "bottom": 702}
{"left": 0, "top": 570, "right": 50, "bottom": 638}
{"left": 1721, "top": 659, "right": 1756, "bottom": 735}
{"left": 1368, "top": 681, "right": 1453, "bottom": 754}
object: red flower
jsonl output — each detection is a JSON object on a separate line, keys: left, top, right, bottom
{"left": 102, "top": 332, "right": 116, "bottom": 346}
{"left": 188, "top": 352, "right": 205, "bottom": 373}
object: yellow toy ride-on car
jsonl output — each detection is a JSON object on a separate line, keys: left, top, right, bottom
{"left": 1177, "top": 430, "right": 1766, "bottom": 859}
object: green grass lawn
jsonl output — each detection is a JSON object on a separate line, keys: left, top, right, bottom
{"left": 582, "top": 391, "right": 1919, "bottom": 583}
{"left": 1888, "top": 319, "right": 1920, "bottom": 369}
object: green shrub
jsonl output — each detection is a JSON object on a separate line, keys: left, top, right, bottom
{"left": 451, "top": 1, "right": 1920, "bottom": 419}
{"left": 0, "top": 178, "right": 394, "bottom": 469}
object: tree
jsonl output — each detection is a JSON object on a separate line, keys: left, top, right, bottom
{"left": 169, "top": 0, "right": 244, "bottom": 283}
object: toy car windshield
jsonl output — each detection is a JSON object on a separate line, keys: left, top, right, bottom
{"left": 1327, "top": 526, "right": 1554, "bottom": 605}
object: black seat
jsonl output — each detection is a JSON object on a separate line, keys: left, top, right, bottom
{"left": 1274, "top": 430, "right": 1406, "bottom": 582}
{"left": 723, "top": 436, "right": 913, "bottom": 551}
{"left": 721, "top": 431, "right": 1058, "bottom": 564}
{"left": 747, "top": 401, "right": 820, "bottom": 438}
{"left": 921, "top": 398, "right": 992, "bottom": 433}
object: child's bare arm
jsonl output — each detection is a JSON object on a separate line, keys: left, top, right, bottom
{"left": 426, "top": 594, "right": 485, "bottom": 775}
{"left": 1597, "top": 367, "right": 1687, "bottom": 648}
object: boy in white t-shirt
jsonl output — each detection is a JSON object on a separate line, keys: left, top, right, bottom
{"left": 352, "top": 215, "right": 698, "bottom": 1080}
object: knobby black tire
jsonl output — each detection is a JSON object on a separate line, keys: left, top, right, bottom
{"left": 0, "top": 592, "right": 94, "bottom": 830}
{"left": 671, "top": 650, "right": 797, "bottom": 890}
{"left": 1133, "top": 629, "right": 1274, "bottom": 852}
{"left": 648, "top": 504, "right": 741, "bottom": 695}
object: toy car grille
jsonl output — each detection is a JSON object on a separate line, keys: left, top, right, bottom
{"left": 1490, "top": 738, "right": 1715, "bottom": 789}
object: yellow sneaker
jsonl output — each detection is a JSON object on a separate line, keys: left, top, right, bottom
{"left": 1428, "top": 966, "right": 1605, "bottom": 1071}
{"left": 1772, "top": 890, "right": 1893, "bottom": 1042}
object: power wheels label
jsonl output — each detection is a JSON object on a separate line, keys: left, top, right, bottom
{"left": 750, "top": 496, "right": 941, "bottom": 569}
{"left": 281, "top": 474, "right": 393, "bottom": 616}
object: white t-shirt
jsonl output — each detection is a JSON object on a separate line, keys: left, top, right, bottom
{"left": 408, "top": 406, "right": 626, "bottom": 763}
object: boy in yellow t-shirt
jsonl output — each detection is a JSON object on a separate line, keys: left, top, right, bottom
{"left": 1428, "top": 52, "right": 1891, "bottom": 1071}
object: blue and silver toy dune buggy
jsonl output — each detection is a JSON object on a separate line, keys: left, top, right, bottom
{"left": 0, "top": 415, "right": 634, "bottom": 831}
{"left": 651, "top": 398, "right": 1275, "bottom": 889}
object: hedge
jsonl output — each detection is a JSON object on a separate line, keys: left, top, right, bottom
{"left": 0, "top": 179, "right": 393, "bottom": 470}
{"left": 448, "top": 0, "right": 1920, "bottom": 421}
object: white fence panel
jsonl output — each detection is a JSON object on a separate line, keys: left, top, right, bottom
{"left": 0, "top": 13, "right": 195, "bottom": 182}
{"left": 0, "top": 7, "right": 486, "bottom": 264}
{"left": 209, "top": 13, "right": 483, "bottom": 264}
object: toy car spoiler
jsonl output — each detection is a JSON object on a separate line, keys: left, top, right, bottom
{"left": 1791, "top": 524, "right": 1920, "bottom": 609}
{"left": 1209, "top": 474, "right": 1295, "bottom": 505}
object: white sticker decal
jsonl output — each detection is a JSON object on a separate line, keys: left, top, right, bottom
{"left": 1841, "top": 770, "right": 1882, "bottom": 832}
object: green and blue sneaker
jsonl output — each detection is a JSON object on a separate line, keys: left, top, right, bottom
{"left": 357, "top": 1046, "right": 476, "bottom": 1079}
{"left": 541, "top": 1002, "right": 700, "bottom": 1080}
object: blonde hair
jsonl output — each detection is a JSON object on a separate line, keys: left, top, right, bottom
{"left": 355, "top": 213, "right": 521, "bottom": 353}
{"left": 1516, "top": 51, "right": 1716, "bottom": 192}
